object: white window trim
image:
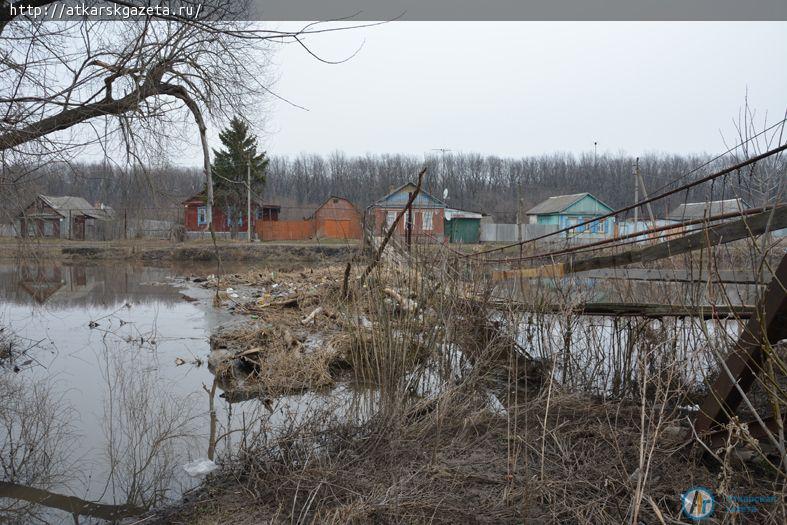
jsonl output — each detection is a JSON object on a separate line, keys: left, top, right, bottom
{"left": 197, "top": 206, "right": 208, "bottom": 225}
{"left": 422, "top": 210, "right": 433, "bottom": 231}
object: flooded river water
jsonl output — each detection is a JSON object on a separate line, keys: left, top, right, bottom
{"left": 0, "top": 261, "right": 283, "bottom": 523}
{"left": 0, "top": 258, "right": 766, "bottom": 523}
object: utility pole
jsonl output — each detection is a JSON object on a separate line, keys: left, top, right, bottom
{"left": 635, "top": 157, "right": 657, "bottom": 230}
{"left": 515, "top": 185, "right": 523, "bottom": 242}
{"left": 247, "top": 158, "right": 252, "bottom": 242}
{"left": 633, "top": 159, "right": 639, "bottom": 227}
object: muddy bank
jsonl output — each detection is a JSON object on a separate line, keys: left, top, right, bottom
{"left": 0, "top": 239, "right": 357, "bottom": 263}
{"left": 144, "top": 251, "right": 786, "bottom": 524}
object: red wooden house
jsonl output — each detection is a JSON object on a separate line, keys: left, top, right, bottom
{"left": 182, "top": 191, "right": 280, "bottom": 233}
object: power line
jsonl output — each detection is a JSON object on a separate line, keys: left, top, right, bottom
{"left": 467, "top": 140, "right": 787, "bottom": 259}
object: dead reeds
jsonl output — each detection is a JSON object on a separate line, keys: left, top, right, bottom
{"left": 153, "top": 224, "right": 787, "bottom": 523}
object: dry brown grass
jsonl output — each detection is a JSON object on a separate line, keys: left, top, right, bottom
{"left": 150, "top": 236, "right": 787, "bottom": 524}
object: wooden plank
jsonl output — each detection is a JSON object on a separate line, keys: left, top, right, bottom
{"left": 487, "top": 300, "right": 756, "bottom": 319}
{"left": 694, "top": 254, "right": 787, "bottom": 435}
{"left": 493, "top": 207, "right": 787, "bottom": 281}
{"left": 575, "top": 268, "right": 772, "bottom": 285}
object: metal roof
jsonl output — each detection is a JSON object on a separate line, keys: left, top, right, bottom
{"left": 372, "top": 182, "right": 446, "bottom": 208}
{"left": 668, "top": 198, "right": 747, "bottom": 221}
{"left": 444, "top": 208, "right": 483, "bottom": 220}
{"left": 182, "top": 191, "right": 280, "bottom": 210}
{"left": 37, "top": 195, "right": 113, "bottom": 220}
{"left": 525, "top": 193, "right": 591, "bottom": 215}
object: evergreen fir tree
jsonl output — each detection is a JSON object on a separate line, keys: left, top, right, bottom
{"left": 211, "top": 116, "right": 268, "bottom": 235}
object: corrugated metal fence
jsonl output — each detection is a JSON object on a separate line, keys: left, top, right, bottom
{"left": 480, "top": 223, "right": 559, "bottom": 243}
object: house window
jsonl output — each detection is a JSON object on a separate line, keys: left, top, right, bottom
{"left": 226, "top": 212, "right": 243, "bottom": 227}
{"left": 43, "top": 221, "right": 53, "bottom": 236}
{"left": 197, "top": 206, "right": 207, "bottom": 225}
{"left": 386, "top": 211, "right": 396, "bottom": 227}
{"left": 422, "top": 211, "right": 433, "bottom": 231}
{"left": 255, "top": 209, "right": 263, "bottom": 220}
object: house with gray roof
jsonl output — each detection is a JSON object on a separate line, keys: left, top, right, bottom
{"left": 16, "top": 194, "right": 114, "bottom": 240}
{"left": 667, "top": 198, "right": 747, "bottom": 222}
{"left": 525, "top": 192, "right": 615, "bottom": 238}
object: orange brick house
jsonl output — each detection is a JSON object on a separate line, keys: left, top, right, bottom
{"left": 256, "top": 196, "right": 362, "bottom": 241}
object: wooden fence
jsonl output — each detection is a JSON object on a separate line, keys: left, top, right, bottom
{"left": 257, "top": 218, "right": 361, "bottom": 241}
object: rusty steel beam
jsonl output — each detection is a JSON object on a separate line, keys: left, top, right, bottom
{"left": 705, "top": 414, "right": 787, "bottom": 450}
{"left": 493, "top": 206, "right": 787, "bottom": 281}
{"left": 694, "top": 254, "right": 787, "bottom": 436}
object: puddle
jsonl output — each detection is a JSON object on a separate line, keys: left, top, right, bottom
{"left": 0, "top": 261, "right": 310, "bottom": 523}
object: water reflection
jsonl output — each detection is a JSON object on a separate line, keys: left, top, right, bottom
{"left": 1, "top": 262, "right": 187, "bottom": 308}
{"left": 0, "top": 261, "right": 228, "bottom": 523}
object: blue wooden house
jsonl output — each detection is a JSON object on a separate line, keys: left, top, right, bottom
{"left": 525, "top": 192, "right": 615, "bottom": 238}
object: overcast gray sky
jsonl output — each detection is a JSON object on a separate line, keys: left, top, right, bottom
{"left": 183, "top": 22, "right": 787, "bottom": 163}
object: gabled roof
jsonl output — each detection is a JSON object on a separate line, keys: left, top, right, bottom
{"left": 526, "top": 192, "right": 612, "bottom": 215}
{"left": 668, "top": 198, "right": 748, "bottom": 221}
{"left": 309, "top": 195, "right": 358, "bottom": 219}
{"left": 34, "top": 195, "right": 113, "bottom": 220}
{"left": 372, "top": 182, "right": 446, "bottom": 208}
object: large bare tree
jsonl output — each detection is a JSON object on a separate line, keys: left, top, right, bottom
{"left": 0, "top": 0, "right": 362, "bottom": 226}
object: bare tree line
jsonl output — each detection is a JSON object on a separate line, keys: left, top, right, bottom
{"left": 3, "top": 149, "right": 782, "bottom": 224}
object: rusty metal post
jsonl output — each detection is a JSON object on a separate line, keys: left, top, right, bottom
{"left": 694, "top": 253, "right": 787, "bottom": 436}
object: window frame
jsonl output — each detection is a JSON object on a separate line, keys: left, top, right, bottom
{"left": 197, "top": 206, "right": 208, "bottom": 225}
{"left": 422, "top": 210, "right": 433, "bottom": 231}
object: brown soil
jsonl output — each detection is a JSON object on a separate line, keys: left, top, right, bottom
{"left": 0, "top": 238, "right": 357, "bottom": 263}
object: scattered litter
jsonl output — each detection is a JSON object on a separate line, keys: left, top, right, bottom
{"left": 487, "top": 394, "right": 507, "bottom": 415}
{"left": 183, "top": 458, "right": 218, "bottom": 477}
{"left": 88, "top": 320, "right": 99, "bottom": 329}
{"left": 301, "top": 306, "right": 324, "bottom": 325}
